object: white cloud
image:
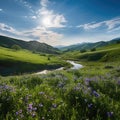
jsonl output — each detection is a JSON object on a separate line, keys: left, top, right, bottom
{"left": 24, "top": 26, "right": 63, "bottom": 46}
{"left": 40, "top": 0, "right": 49, "bottom": 7}
{"left": 0, "top": 23, "right": 63, "bottom": 46}
{"left": 31, "top": 16, "right": 37, "bottom": 20}
{"left": 36, "top": 0, "right": 67, "bottom": 28}
{"left": 38, "top": 8, "right": 67, "bottom": 28}
{"left": 0, "top": 8, "right": 3, "bottom": 12}
{"left": 77, "top": 22, "right": 104, "bottom": 30}
{"left": 0, "top": 23, "right": 19, "bottom": 34}
{"left": 105, "top": 18, "right": 120, "bottom": 30}
{"left": 77, "top": 17, "right": 120, "bottom": 32}
{"left": 15, "top": 0, "right": 33, "bottom": 12}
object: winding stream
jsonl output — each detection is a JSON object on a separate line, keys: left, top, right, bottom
{"left": 35, "top": 61, "right": 83, "bottom": 75}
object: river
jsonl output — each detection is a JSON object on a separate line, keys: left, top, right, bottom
{"left": 35, "top": 61, "right": 83, "bottom": 75}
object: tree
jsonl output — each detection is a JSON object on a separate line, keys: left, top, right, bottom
{"left": 91, "top": 48, "right": 96, "bottom": 52}
{"left": 80, "top": 49, "right": 87, "bottom": 53}
{"left": 116, "top": 41, "right": 120, "bottom": 44}
{"left": 11, "top": 45, "right": 21, "bottom": 50}
{"left": 48, "top": 57, "right": 50, "bottom": 60}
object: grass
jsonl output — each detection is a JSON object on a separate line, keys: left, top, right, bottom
{"left": 0, "top": 61, "right": 120, "bottom": 120}
{"left": 61, "top": 43, "right": 120, "bottom": 62}
{"left": 0, "top": 47, "right": 68, "bottom": 76}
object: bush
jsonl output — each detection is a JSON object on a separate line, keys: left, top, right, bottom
{"left": 116, "top": 41, "right": 120, "bottom": 44}
{"left": 91, "top": 48, "right": 96, "bottom": 52}
{"left": 11, "top": 45, "right": 21, "bottom": 50}
{"left": 48, "top": 57, "right": 51, "bottom": 60}
{"left": 80, "top": 49, "right": 87, "bottom": 53}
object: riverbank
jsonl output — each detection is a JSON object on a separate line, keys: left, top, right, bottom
{"left": 34, "top": 61, "right": 83, "bottom": 75}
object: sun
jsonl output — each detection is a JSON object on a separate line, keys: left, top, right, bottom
{"left": 42, "top": 16, "right": 52, "bottom": 27}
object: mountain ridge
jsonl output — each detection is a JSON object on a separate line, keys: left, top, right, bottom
{"left": 0, "top": 35, "right": 59, "bottom": 54}
{"left": 59, "top": 38, "right": 120, "bottom": 51}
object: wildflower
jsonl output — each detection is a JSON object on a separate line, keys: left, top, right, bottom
{"left": 39, "top": 92, "right": 45, "bottom": 95}
{"left": 88, "top": 103, "right": 93, "bottom": 108}
{"left": 32, "top": 112, "right": 36, "bottom": 117}
{"left": 58, "top": 82, "right": 64, "bottom": 88}
{"left": 20, "top": 114, "right": 24, "bottom": 118}
{"left": 84, "top": 99, "right": 87, "bottom": 103}
{"left": 39, "top": 103, "right": 43, "bottom": 107}
{"left": 118, "top": 80, "right": 120, "bottom": 85}
{"left": 19, "top": 109, "right": 22, "bottom": 114}
{"left": 93, "top": 90, "right": 100, "bottom": 97}
{"left": 107, "top": 112, "right": 113, "bottom": 117}
{"left": 16, "top": 112, "right": 19, "bottom": 115}
{"left": 52, "top": 103, "right": 57, "bottom": 108}
{"left": 33, "top": 107, "right": 37, "bottom": 111}
{"left": 74, "top": 86, "right": 80, "bottom": 91}
{"left": 42, "top": 117, "right": 45, "bottom": 120}
{"left": 28, "top": 103, "right": 33, "bottom": 110}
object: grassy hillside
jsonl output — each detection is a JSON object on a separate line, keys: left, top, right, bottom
{"left": 0, "top": 47, "right": 67, "bottom": 76}
{"left": 0, "top": 35, "right": 60, "bottom": 54}
{"left": 62, "top": 43, "right": 120, "bottom": 62}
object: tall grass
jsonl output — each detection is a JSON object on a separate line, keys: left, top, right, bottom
{"left": 0, "top": 61, "right": 120, "bottom": 120}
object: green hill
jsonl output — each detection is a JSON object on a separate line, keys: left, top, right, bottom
{"left": 0, "top": 47, "right": 66, "bottom": 76}
{"left": 62, "top": 43, "right": 120, "bottom": 62}
{"left": 0, "top": 35, "right": 59, "bottom": 54}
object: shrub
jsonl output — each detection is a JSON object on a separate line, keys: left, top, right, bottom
{"left": 48, "top": 57, "right": 51, "bottom": 60}
{"left": 80, "top": 49, "right": 87, "bottom": 53}
{"left": 11, "top": 45, "right": 21, "bottom": 50}
{"left": 91, "top": 48, "right": 96, "bottom": 52}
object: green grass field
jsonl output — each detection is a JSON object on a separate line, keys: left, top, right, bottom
{"left": 61, "top": 43, "right": 120, "bottom": 62}
{"left": 0, "top": 47, "right": 68, "bottom": 76}
{"left": 0, "top": 60, "right": 120, "bottom": 120}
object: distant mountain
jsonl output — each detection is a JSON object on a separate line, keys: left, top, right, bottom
{"left": 55, "top": 45, "right": 66, "bottom": 49}
{"left": 0, "top": 35, "right": 59, "bottom": 54}
{"left": 60, "top": 38, "right": 120, "bottom": 51}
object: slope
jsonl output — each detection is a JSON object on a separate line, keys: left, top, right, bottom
{"left": 0, "top": 35, "right": 59, "bottom": 54}
{"left": 62, "top": 43, "right": 120, "bottom": 62}
{"left": 0, "top": 47, "right": 66, "bottom": 76}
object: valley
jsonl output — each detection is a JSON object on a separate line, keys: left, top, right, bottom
{"left": 0, "top": 36, "right": 120, "bottom": 120}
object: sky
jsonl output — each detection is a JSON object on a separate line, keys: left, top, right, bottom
{"left": 0, "top": 0, "right": 120, "bottom": 46}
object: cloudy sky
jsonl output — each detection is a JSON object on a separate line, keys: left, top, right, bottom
{"left": 0, "top": 0, "right": 120, "bottom": 46}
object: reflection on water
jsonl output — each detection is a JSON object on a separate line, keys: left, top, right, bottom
{"left": 67, "top": 60, "right": 83, "bottom": 70}
{"left": 34, "top": 61, "right": 83, "bottom": 75}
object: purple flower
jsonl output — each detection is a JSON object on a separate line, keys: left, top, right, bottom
{"left": 32, "top": 113, "right": 36, "bottom": 117}
{"left": 107, "top": 112, "right": 113, "bottom": 117}
{"left": 52, "top": 103, "right": 57, "bottom": 108}
{"left": 88, "top": 103, "right": 93, "bottom": 108}
{"left": 16, "top": 112, "right": 19, "bottom": 115}
{"left": 19, "top": 109, "right": 22, "bottom": 114}
{"left": 28, "top": 103, "right": 33, "bottom": 110}
{"left": 118, "top": 80, "right": 120, "bottom": 85}
{"left": 33, "top": 107, "right": 37, "bottom": 111}
{"left": 39, "top": 92, "right": 45, "bottom": 95}
{"left": 93, "top": 91, "right": 100, "bottom": 97}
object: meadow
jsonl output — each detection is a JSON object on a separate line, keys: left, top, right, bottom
{"left": 0, "top": 43, "right": 120, "bottom": 120}
{"left": 0, "top": 47, "right": 68, "bottom": 76}
{"left": 0, "top": 60, "right": 120, "bottom": 120}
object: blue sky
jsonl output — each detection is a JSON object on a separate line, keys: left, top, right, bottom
{"left": 0, "top": 0, "right": 120, "bottom": 46}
